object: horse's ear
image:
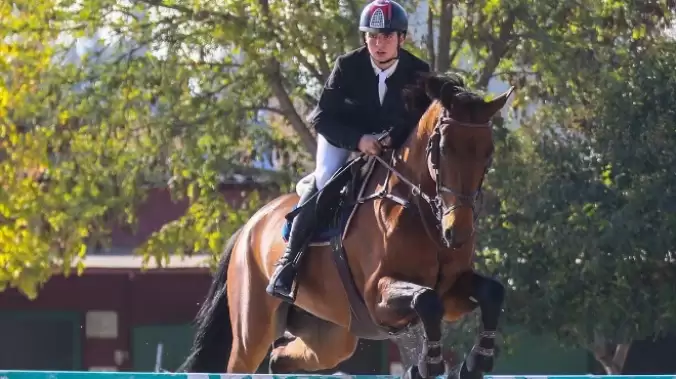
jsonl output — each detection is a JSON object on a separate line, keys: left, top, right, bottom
{"left": 484, "top": 86, "right": 515, "bottom": 117}
{"left": 424, "top": 74, "right": 445, "bottom": 100}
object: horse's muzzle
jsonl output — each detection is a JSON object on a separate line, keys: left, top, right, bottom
{"left": 442, "top": 226, "right": 473, "bottom": 248}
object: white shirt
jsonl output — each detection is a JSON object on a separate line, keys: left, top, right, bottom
{"left": 370, "top": 58, "right": 399, "bottom": 105}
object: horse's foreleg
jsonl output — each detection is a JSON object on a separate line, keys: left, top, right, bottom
{"left": 375, "top": 277, "right": 445, "bottom": 379}
{"left": 468, "top": 273, "right": 504, "bottom": 372}
{"left": 447, "top": 272, "right": 505, "bottom": 379}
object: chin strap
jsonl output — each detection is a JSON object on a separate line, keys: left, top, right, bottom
{"left": 376, "top": 55, "right": 399, "bottom": 65}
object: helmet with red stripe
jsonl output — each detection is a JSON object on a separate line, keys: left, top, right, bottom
{"left": 358, "top": 0, "right": 409, "bottom": 34}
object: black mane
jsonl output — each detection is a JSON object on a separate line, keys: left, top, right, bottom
{"left": 403, "top": 71, "right": 483, "bottom": 113}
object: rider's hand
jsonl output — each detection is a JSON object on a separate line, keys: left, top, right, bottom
{"left": 358, "top": 134, "right": 383, "bottom": 156}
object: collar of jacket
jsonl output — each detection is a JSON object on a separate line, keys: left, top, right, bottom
{"left": 358, "top": 45, "right": 412, "bottom": 77}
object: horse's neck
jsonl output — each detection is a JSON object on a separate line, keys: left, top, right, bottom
{"left": 368, "top": 117, "right": 438, "bottom": 246}
{"left": 390, "top": 112, "right": 437, "bottom": 194}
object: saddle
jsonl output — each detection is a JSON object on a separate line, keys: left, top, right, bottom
{"left": 280, "top": 153, "right": 391, "bottom": 340}
{"left": 281, "top": 154, "right": 376, "bottom": 246}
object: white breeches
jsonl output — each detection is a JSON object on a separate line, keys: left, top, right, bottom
{"left": 314, "top": 134, "right": 351, "bottom": 188}
{"left": 295, "top": 134, "right": 351, "bottom": 196}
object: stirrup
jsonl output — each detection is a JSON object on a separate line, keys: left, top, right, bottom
{"left": 267, "top": 275, "right": 298, "bottom": 303}
{"left": 269, "top": 287, "right": 297, "bottom": 303}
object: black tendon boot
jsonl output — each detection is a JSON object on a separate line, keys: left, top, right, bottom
{"left": 266, "top": 179, "right": 320, "bottom": 303}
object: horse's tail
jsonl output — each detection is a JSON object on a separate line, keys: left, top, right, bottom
{"left": 179, "top": 227, "right": 242, "bottom": 373}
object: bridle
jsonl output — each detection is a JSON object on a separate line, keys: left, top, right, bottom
{"left": 362, "top": 108, "right": 493, "bottom": 248}
{"left": 425, "top": 110, "right": 493, "bottom": 233}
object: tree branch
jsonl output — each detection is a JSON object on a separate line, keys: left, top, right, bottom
{"left": 448, "top": 10, "right": 473, "bottom": 66}
{"left": 295, "top": 52, "right": 326, "bottom": 84}
{"left": 315, "top": 46, "right": 332, "bottom": 82}
{"left": 255, "top": 0, "right": 315, "bottom": 154}
{"left": 134, "top": 0, "right": 244, "bottom": 26}
{"left": 476, "top": 11, "right": 517, "bottom": 88}
{"left": 265, "top": 60, "right": 316, "bottom": 154}
{"left": 343, "top": 0, "right": 362, "bottom": 48}
{"left": 300, "top": 92, "right": 319, "bottom": 108}
{"left": 426, "top": 2, "right": 436, "bottom": 70}
{"left": 435, "top": 0, "right": 453, "bottom": 73}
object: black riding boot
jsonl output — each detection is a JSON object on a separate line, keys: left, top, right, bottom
{"left": 266, "top": 180, "right": 319, "bottom": 303}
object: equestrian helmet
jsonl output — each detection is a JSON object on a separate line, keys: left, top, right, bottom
{"left": 358, "top": 0, "right": 409, "bottom": 34}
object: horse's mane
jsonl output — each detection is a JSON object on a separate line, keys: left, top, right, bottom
{"left": 403, "top": 71, "right": 484, "bottom": 115}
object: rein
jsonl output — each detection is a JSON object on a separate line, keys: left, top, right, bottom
{"left": 358, "top": 111, "right": 492, "bottom": 248}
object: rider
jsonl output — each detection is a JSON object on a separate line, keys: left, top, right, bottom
{"left": 266, "top": 0, "right": 431, "bottom": 304}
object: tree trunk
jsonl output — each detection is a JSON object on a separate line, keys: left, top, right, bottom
{"left": 435, "top": 0, "right": 453, "bottom": 73}
{"left": 592, "top": 341, "right": 631, "bottom": 374}
{"left": 425, "top": 2, "right": 435, "bottom": 70}
{"left": 344, "top": 0, "right": 362, "bottom": 49}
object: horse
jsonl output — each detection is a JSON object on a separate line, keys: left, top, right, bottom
{"left": 179, "top": 71, "right": 514, "bottom": 379}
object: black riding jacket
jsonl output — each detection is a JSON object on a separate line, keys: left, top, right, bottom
{"left": 308, "top": 46, "right": 431, "bottom": 151}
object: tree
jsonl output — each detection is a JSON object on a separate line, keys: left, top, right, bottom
{"left": 476, "top": 39, "right": 676, "bottom": 373}
{"left": 405, "top": 0, "right": 675, "bottom": 369}
{"left": 1, "top": 0, "right": 673, "bottom": 309}
{"left": 417, "top": 0, "right": 675, "bottom": 108}
{"left": 0, "top": 0, "right": 292, "bottom": 297}
{"left": 0, "top": 0, "right": 383, "bottom": 297}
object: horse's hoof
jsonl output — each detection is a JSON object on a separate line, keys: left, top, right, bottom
{"left": 427, "top": 361, "right": 446, "bottom": 378}
{"left": 456, "top": 361, "right": 483, "bottom": 379}
{"left": 268, "top": 351, "right": 294, "bottom": 374}
{"left": 468, "top": 345, "right": 494, "bottom": 373}
{"left": 445, "top": 362, "right": 462, "bottom": 379}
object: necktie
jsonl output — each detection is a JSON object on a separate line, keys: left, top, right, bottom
{"left": 378, "top": 71, "right": 388, "bottom": 105}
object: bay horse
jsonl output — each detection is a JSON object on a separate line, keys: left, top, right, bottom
{"left": 179, "top": 72, "right": 514, "bottom": 379}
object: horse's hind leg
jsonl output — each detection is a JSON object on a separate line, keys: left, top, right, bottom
{"left": 269, "top": 308, "right": 358, "bottom": 373}
{"left": 227, "top": 261, "right": 281, "bottom": 372}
